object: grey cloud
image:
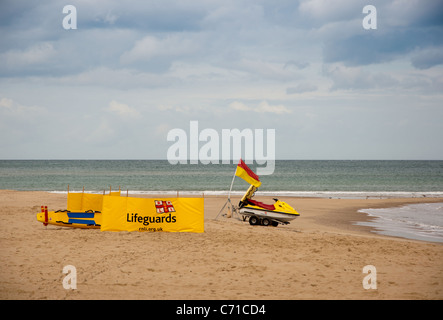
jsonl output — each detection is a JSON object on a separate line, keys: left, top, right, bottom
{"left": 323, "top": 27, "right": 443, "bottom": 67}
{"left": 284, "top": 60, "right": 309, "bottom": 70}
{"left": 286, "top": 83, "right": 317, "bottom": 94}
{"left": 1, "top": 0, "right": 443, "bottom": 160}
{"left": 411, "top": 47, "right": 443, "bottom": 69}
{"left": 322, "top": 63, "right": 399, "bottom": 91}
{"left": 319, "top": 1, "right": 443, "bottom": 68}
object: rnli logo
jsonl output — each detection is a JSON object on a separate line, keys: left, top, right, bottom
{"left": 155, "top": 200, "right": 176, "bottom": 214}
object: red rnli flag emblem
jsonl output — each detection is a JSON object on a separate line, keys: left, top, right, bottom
{"left": 155, "top": 200, "right": 176, "bottom": 214}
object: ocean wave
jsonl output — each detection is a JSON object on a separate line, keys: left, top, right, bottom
{"left": 357, "top": 202, "right": 443, "bottom": 243}
{"left": 49, "top": 190, "right": 443, "bottom": 199}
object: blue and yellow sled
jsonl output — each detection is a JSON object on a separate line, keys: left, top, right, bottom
{"left": 37, "top": 206, "right": 101, "bottom": 229}
{"left": 37, "top": 190, "right": 120, "bottom": 229}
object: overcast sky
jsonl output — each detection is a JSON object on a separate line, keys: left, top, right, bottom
{"left": 1, "top": 0, "right": 442, "bottom": 160}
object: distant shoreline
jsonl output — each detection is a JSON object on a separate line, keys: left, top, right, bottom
{"left": 1, "top": 188, "right": 442, "bottom": 199}
{"left": 45, "top": 189, "right": 443, "bottom": 199}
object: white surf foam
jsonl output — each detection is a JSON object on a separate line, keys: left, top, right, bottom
{"left": 357, "top": 202, "right": 443, "bottom": 243}
{"left": 49, "top": 190, "right": 443, "bottom": 199}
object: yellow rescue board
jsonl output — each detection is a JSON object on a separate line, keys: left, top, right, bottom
{"left": 37, "top": 206, "right": 101, "bottom": 229}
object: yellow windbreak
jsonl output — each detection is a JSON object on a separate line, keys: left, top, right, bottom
{"left": 67, "top": 191, "right": 121, "bottom": 212}
{"left": 101, "top": 196, "right": 204, "bottom": 233}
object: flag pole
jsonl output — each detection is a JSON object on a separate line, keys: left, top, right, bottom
{"left": 215, "top": 160, "right": 238, "bottom": 220}
{"left": 227, "top": 166, "right": 237, "bottom": 201}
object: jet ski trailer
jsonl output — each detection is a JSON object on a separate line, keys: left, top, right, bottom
{"left": 238, "top": 185, "right": 300, "bottom": 226}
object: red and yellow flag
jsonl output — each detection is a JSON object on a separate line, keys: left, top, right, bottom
{"left": 235, "top": 159, "right": 261, "bottom": 187}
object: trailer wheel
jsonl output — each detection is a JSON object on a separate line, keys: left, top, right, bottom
{"left": 261, "top": 218, "right": 271, "bottom": 226}
{"left": 271, "top": 221, "right": 279, "bottom": 227}
{"left": 249, "top": 215, "right": 260, "bottom": 225}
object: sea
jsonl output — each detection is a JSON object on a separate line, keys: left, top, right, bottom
{"left": 1, "top": 160, "right": 442, "bottom": 242}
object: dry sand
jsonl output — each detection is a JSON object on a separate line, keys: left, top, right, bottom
{"left": 0, "top": 190, "right": 442, "bottom": 300}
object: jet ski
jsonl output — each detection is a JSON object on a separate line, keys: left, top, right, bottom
{"left": 238, "top": 185, "right": 300, "bottom": 226}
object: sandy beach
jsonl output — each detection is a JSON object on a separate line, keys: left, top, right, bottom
{"left": 0, "top": 190, "right": 442, "bottom": 300}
